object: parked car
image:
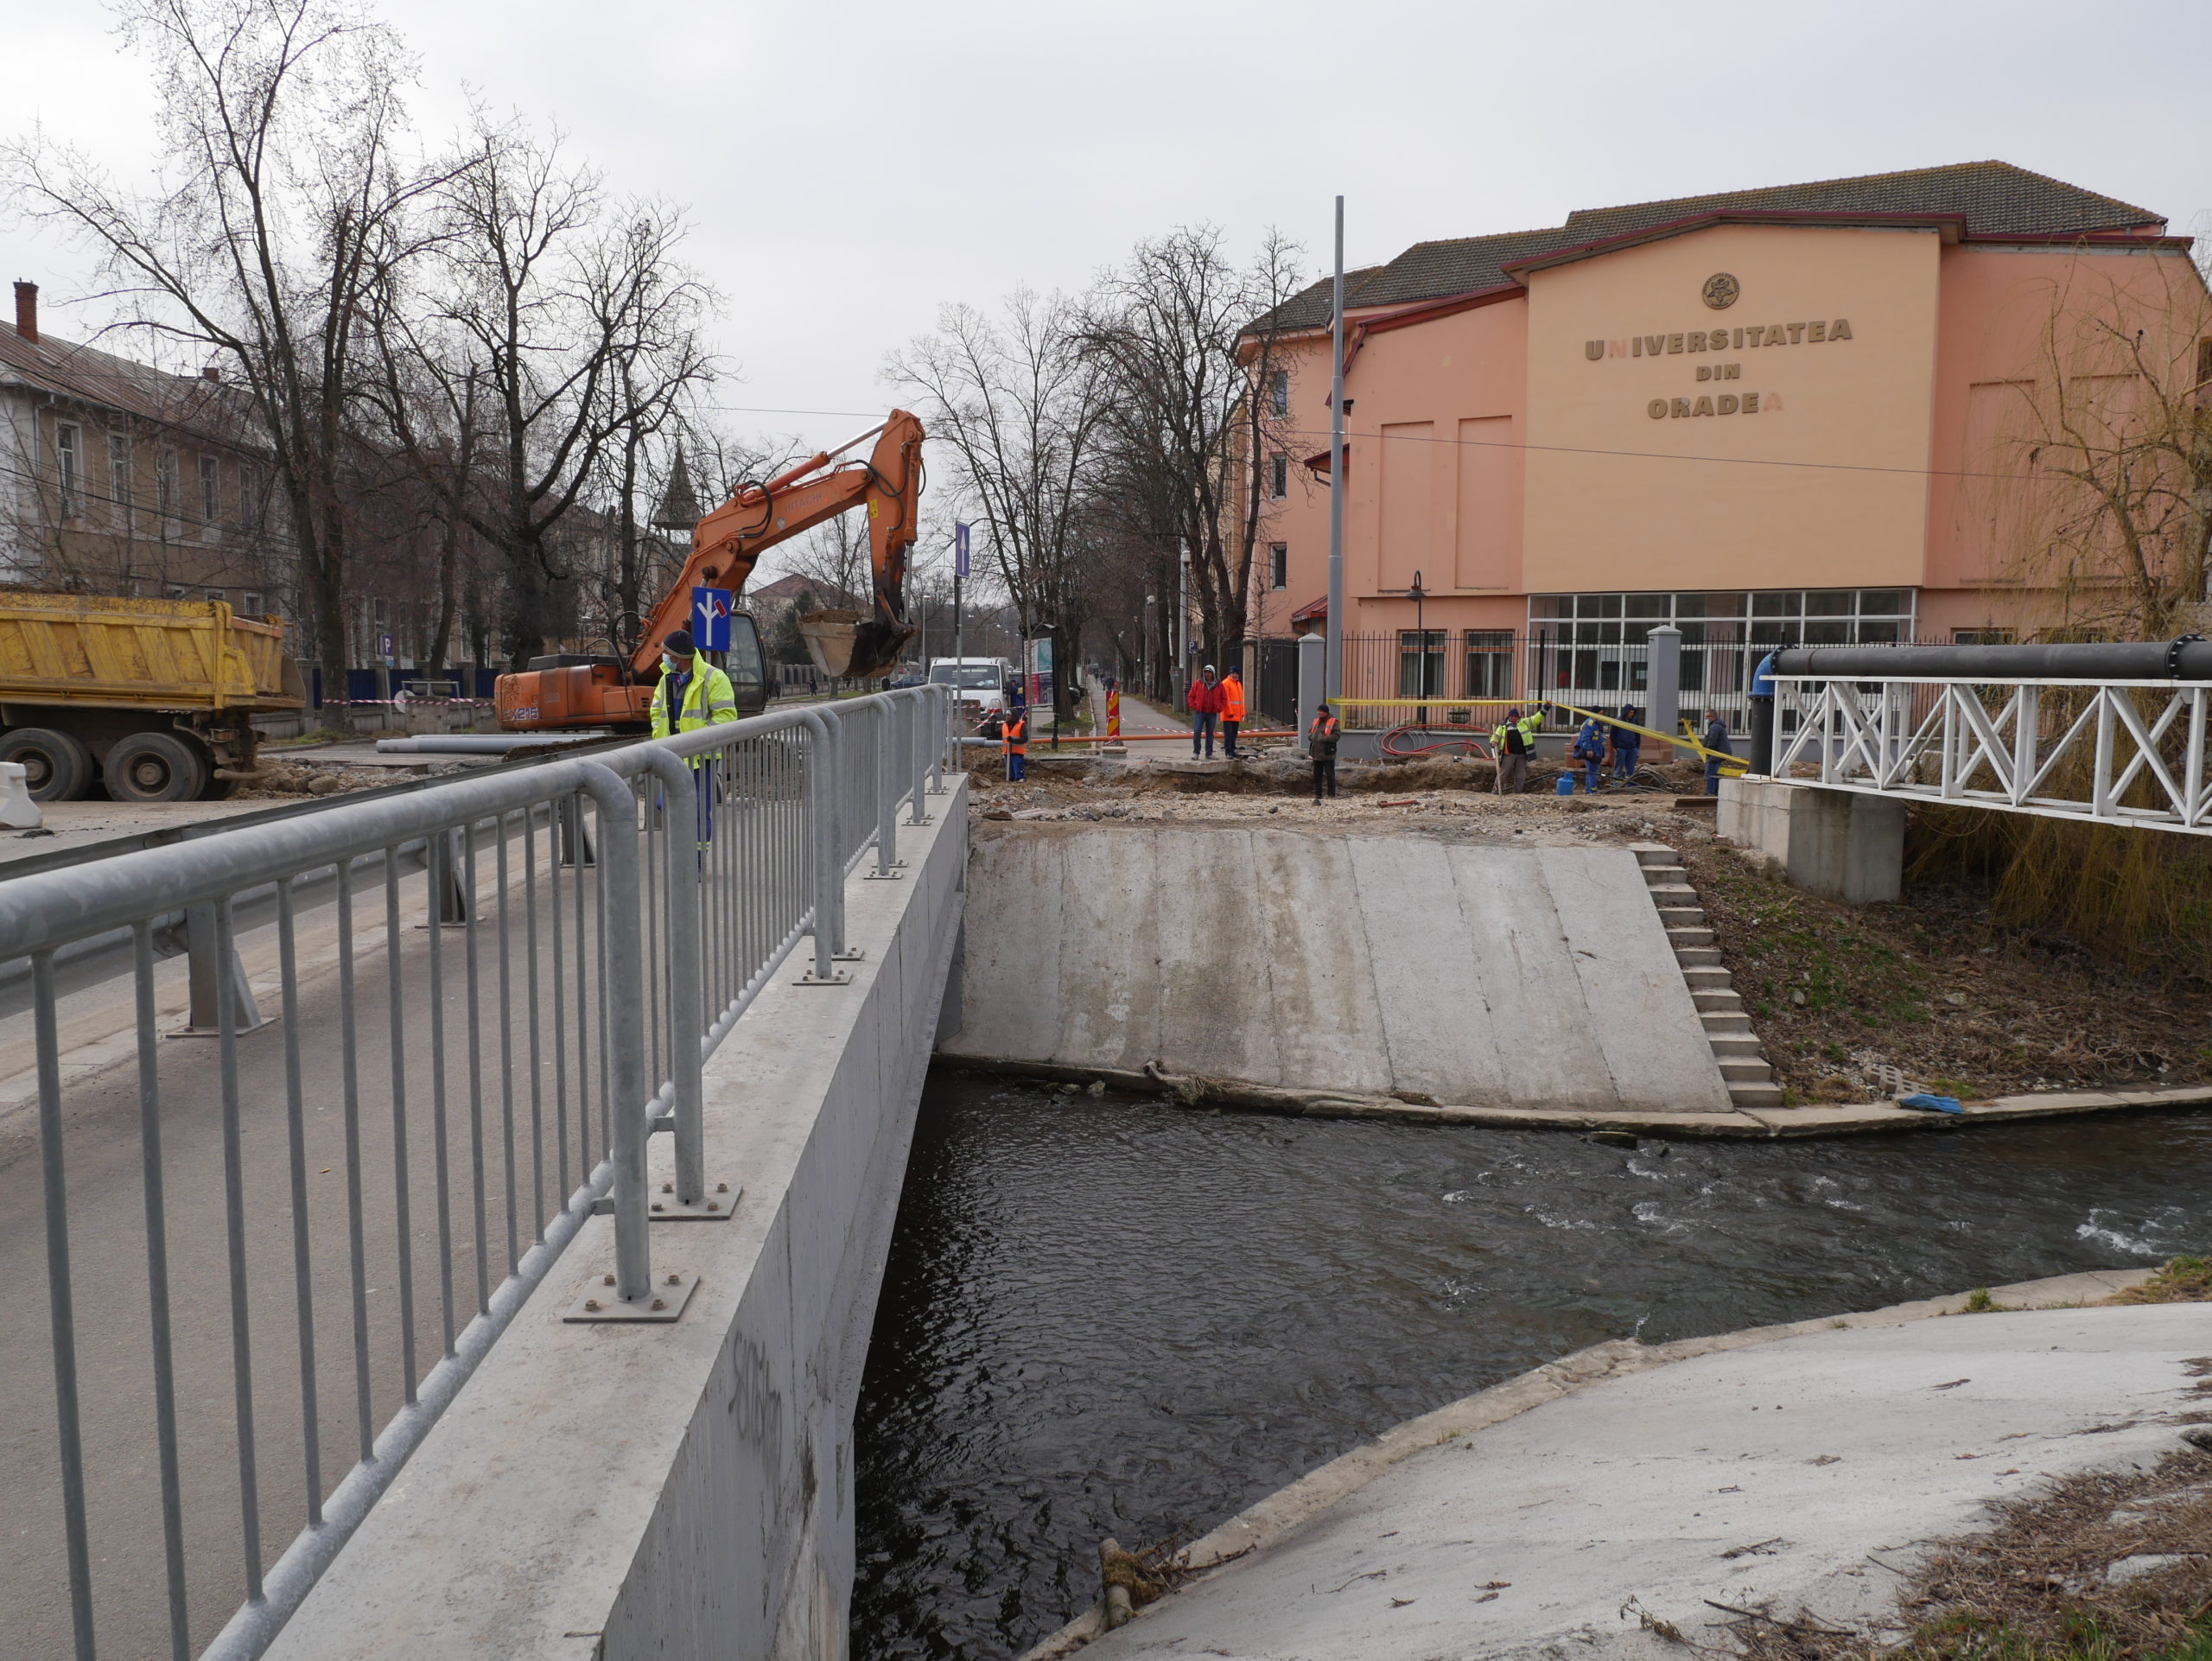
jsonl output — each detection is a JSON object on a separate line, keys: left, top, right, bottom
{"left": 928, "top": 657, "right": 1016, "bottom": 722}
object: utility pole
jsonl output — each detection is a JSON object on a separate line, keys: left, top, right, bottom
{"left": 953, "top": 522, "right": 969, "bottom": 667}
{"left": 1326, "top": 194, "right": 1346, "bottom": 708}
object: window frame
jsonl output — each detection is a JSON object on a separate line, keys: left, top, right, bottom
{"left": 198, "top": 454, "right": 222, "bottom": 537}
{"left": 1269, "top": 370, "right": 1288, "bottom": 418}
{"left": 55, "top": 421, "right": 82, "bottom": 520}
{"left": 1268, "top": 453, "right": 1287, "bottom": 500}
{"left": 1268, "top": 542, "right": 1287, "bottom": 590}
{"left": 107, "top": 433, "right": 132, "bottom": 532}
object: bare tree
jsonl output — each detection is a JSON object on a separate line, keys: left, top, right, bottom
{"left": 1079, "top": 226, "right": 1304, "bottom": 680}
{"left": 885, "top": 290, "right": 1109, "bottom": 719}
{"left": 4, "top": 0, "right": 454, "bottom": 673}
{"left": 1980, "top": 251, "right": 2212, "bottom": 638}
{"left": 423, "top": 115, "right": 715, "bottom": 664}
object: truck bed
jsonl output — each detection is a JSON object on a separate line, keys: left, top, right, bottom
{"left": 0, "top": 594, "right": 305, "bottom": 712}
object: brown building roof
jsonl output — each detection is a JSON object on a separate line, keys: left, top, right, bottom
{"left": 0, "top": 315, "right": 254, "bottom": 446}
{"left": 1249, "top": 162, "right": 2170, "bottom": 336}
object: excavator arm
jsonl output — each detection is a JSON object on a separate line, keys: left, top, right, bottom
{"left": 632, "top": 409, "right": 925, "bottom": 680}
{"left": 493, "top": 409, "right": 923, "bottom": 733}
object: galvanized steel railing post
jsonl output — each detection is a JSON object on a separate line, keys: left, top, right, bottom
{"left": 177, "top": 901, "right": 270, "bottom": 1036}
{"left": 797, "top": 708, "right": 852, "bottom": 983}
{"left": 928, "top": 684, "right": 948, "bottom": 794}
{"left": 906, "top": 690, "right": 931, "bottom": 826}
{"left": 568, "top": 765, "right": 652, "bottom": 1305}
{"left": 628, "top": 747, "right": 708, "bottom": 1206}
{"left": 870, "top": 697, "right": 902, "bottom": 880}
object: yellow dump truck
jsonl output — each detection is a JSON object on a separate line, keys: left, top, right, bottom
{"left": 0, "top": 594, "right": 307, "bottom": 801}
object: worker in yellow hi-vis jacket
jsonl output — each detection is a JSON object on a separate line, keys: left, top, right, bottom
{"left": 650, "top": 627, "right": 739, "bottom": 853}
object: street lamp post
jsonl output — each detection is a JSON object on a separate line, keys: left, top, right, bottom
{"left": 1399, "top": 570, "right": 1430, "bottom": 725}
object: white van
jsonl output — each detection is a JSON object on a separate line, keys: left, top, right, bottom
{"left": 929, "top": 658, "right": 1015, "bottom": 721}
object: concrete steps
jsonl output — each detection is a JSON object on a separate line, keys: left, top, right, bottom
{"left": 1629, "top": 841, "right": 1783, "bottom": 1114}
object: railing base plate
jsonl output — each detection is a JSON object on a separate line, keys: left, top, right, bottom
{"left": 795, "top": 968, "right": 853, "bottom": 986}
{"left": 167, "top": 1016, "right": 275, "bottom": 1040}
{"left": 563, "top": 1270, "right": 699, "bottom": 1324}
{"left": 648, "top": 1184, "right": 742, "bottom": 1221}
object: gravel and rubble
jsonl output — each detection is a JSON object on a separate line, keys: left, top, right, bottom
{"left": 234, "top": 754, "right": 473, "bottom": 799}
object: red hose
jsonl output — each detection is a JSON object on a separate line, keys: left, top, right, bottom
{"left": 1379, "top": 722, "right": 1494, "bottom": 760}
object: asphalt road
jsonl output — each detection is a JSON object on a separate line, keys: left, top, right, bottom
{"left": 1, "top": 842, "right": 622, "bottom": 1661}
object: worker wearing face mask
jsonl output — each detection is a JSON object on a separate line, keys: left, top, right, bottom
{"left": 651, "top": 628, "right": 740, "bottom": 854}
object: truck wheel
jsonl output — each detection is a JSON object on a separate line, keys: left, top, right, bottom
{"left": 105, "top": 732, "right": 208, "bottom": 803}
{"left": 0, "top": 728, "right": 92, "bottom": 801}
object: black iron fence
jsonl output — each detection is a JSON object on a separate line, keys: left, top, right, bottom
{"left": 1302, "top": 633, "right": 1949, "bottom": 735}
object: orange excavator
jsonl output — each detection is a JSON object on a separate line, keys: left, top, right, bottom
{"left": 495, "top": 409, "right": 925, "bottom": 732}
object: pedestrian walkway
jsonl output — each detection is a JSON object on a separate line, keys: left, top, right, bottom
{"left": 1109, "top": 690, "right": 1188, "bottom": 736}
{"left": 1037, "top": 1275, "right": 2201, "bottom": 1661}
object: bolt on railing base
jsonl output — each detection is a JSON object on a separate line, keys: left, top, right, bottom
{"left": 563, "top": 1269, "right": 699, "bottom": 1323}
{"left": 647, "top": 1181, "right": 741, "bottom": 1221}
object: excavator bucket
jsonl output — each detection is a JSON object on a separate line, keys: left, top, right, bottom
{"left": 798, "top": 609, "right": 917, "bottom": 680}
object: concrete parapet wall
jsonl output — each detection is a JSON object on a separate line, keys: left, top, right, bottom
{"left": 1719, "top": 776, "right": 1905, "bottom": 903}
{"left": 943, "top": 826, "right": 1733, "bottom": 1115}
{"left": 264, "top": 778, "right": 968, "bottom": 1661}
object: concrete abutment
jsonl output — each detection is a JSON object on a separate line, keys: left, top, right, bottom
{"left": 1718, "top": 775, "right": 1906, "bottom": 904}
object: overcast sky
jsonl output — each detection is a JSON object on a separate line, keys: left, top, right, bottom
{"left": 5, "top": 0, "right": 2208, "bottom": 563}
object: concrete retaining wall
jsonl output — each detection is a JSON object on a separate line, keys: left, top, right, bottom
{"left": 943, "top": 826, "right": 1733, "bottom": 1115}
{"left": 265, "top": 779, "right": 968, "bottom": 1661}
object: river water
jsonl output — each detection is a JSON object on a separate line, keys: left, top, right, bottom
{"left": 852, "top": 1073, "right": 2208, "bottom": 1659}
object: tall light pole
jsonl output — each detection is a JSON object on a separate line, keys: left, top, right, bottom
{"left": 1408, "top": 569, "right": 1428, "bottom": 725}
{"left": 1325, "top": 194, "right": 1346, "bottom": 710}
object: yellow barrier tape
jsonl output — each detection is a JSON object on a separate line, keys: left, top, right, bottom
{"left": 1542, "top": 698, "right": 1748, "bottom": 773}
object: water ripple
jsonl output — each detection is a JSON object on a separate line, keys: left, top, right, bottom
{"left": 854, "top": 1079, "right": 2212, "bottom": 1659}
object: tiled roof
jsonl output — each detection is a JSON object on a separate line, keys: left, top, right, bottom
{"left": 1560, "top": 161, "right": 2164, "bottom": 245}
{"left": 0, "top": 320, "right": 254, "bottom": 445}
{"left": 1258, "top": 265, "right": 1388, "bottom": 334}
{"left": 1246, "top": 162, "right": 2166, "bottom": 335}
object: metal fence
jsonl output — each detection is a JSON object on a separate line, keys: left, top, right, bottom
{"left": 1, "top": 685, "right": 953, "bottom": 1661}
{"left": 1319, "top": 633, "right": 1960, "bottom": 735}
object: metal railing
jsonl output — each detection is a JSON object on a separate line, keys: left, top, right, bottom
{"left": 1772, "top": 663, "right": 2212, "bottom": 836}
{"left": 2, "top": 684, "right": 954, "bottom": 1661}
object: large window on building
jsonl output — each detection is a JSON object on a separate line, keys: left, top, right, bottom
{"left": 1270, "top": 371, "right": 1288, "bottom": 417}
{"left": 1465, "top": 630, "right": 1513, "bottom": 698}
{"left": 1269, "top": 454, "right": 1287, "bottom": 499}
{"left": 1397, "top": 629, "right": 1446, "bottom": 698}
{"left": 155, "top": 449, "right": 177, "bottom": 525}
{"left": 1527, "top": 589, "right": 1916, "bottom": 731}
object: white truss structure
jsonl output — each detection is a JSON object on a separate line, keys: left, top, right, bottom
{"left": 1771, "top": 673, "right": 2212, "bottom": 836}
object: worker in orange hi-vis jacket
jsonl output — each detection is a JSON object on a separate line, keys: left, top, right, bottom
{"left": 1219, "top": 667, "right": 1248, "bottom": 759}
{"left": 1001, "top": 698, "right": 1029, "bottom": 782}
